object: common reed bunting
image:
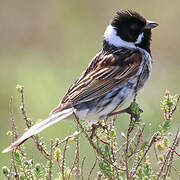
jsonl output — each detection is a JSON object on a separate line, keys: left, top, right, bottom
{"left": 3, "top": 10, "right": 158, "bottom": 153}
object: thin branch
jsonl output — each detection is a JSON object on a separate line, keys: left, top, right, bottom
{"left": 8, "top": 161, "right": 13, "bottom": 180}
{"left": 9, "top": 97, "right": 19, "bottom": 180}
{"left": 128, "top": 124, "right": 145, "bottom": 158}
{"left": 124, "top": 118, "right": 132, "bottom": 179}
{"left": 62, "top": 140, "right": 69, "bottom": 180}
{"left": 107, "top": 118, "right": 120, "bottom": 180}
{"left": 171, "top": 165, "right": 180, "bottom": 179}
{"left": 153, "top": 142, "right": 159, "bottom": 161}
{"left": 169, "top": 95, "right": 180, "bottom": 119}
{"left": 18, "top": 85, "right": 50, "bottom": 160}
{"left": 74, "top": 123, "right": 81, "bottom": 180}
{"left": 162, "top": 126, "right": 180, "bottom": 179}
{"left": 88, "top": 157, "right": 97, "bottom": 180}
{"left": 10, "top": 97, "right": 18, "bottom": 141}
{"left": 53, "top": 131, "right": 81, "bottom": 149}
{"left": 73, "top": 111, "right": 126, "bottom": 171}
{"left": 68, "top": 133, "right": 82, "bottom": 180}
{"left": 81, "top": 157, "right": 86, "bottom": 180}
{"left": 96, "top": 171, "right": 103, "bottom": 180}
{"left": 131, "top": 133, "right": 157, "bottom": 177}
{"left": 48, "top": 140, "right": 54, "bottom": 180}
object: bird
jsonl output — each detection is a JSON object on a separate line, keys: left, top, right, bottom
{"left": 3, "top": 10, "right": 158, "bottom": 153}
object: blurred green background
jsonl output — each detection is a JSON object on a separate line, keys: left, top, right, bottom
{"left": 0, "top": 0, "right": 180, "bottom": 179}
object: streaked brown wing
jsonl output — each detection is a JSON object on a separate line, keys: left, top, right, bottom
{"left": 50, "top": 49, "right": 142, "bottom": 114}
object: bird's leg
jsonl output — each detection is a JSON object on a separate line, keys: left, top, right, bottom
{"left": 108, "top": 105, "right": 143, "bottom": 121}
{"left": 108, "top": 107, "right": 132, "bottom": 117}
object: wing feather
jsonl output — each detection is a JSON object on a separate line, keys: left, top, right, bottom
{"left": 50, "top": 48, "right": 142, "bottom": 114}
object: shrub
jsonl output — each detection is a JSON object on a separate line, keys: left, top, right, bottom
{"left": 2, "top": 86, "right": 180, "bottom": 179}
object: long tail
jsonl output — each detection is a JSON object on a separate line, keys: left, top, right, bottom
{"left": 2, "top": 108, "right": 73, "bottom": 153}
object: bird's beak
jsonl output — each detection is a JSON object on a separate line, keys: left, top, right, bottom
{"left": 145, "top": 20, "right": 159, "bottom": 29}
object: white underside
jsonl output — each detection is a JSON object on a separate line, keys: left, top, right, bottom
{"left": 75, "top": 87, "right": 135, "bottom": 125}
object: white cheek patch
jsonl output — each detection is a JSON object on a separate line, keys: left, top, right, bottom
{"left": 104, "top": 25, "right": 144, "bottom": 48}
{"left": 135, "top": 32, "right": 144, "bottom": 44}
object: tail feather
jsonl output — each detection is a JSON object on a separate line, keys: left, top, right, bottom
{"left": 2, "top": 108, "right": 73, "bottom": 153}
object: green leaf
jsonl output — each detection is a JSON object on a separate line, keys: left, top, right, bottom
{"left": 2, "top": 166, "right": 9, "bottom": 177}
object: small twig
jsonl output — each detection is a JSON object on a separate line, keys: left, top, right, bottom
{"left": 111, "top": 146, "right": 120, "bottom": 180}
{"left": 131, "top": 133, "right": 157, "bottom": 177}
{"left": 56, "top": 157, "right": 61, "bottom": 172}
{"left": 124, "top": 119, "right": 132, "bottom": 179}
{"left": 8, "top": 161, "right": 13, "bottom": 180}
{"left": 156, "top": 94, "right": 180, "bottom": 179}
{"left": 18, "top": 85, "right": 50, "bottom": 160}
{"left": 96, "top": 171, "right": 103, "bottom": 180}
{"left": 157, "top": 129, "right": 180, "bottom": 179}
{"left": 26, "top": 160, "right": 34, "bottom": 180}
{"left": 54, "top": 131, "right": 81, "bottom": 149}
{"left": 164, "top": 94, "right": 180, "bottom": 121}
{"left": 19, "top": 87, "right": 28, "bottom": 123}
{"left": 73, "top": 111, "right": 126, "bottom": 171}
{"left": 153, "top": 142, "right": 159, "bottom": 161}
{"left": 157, "top": 149, "right": 171, "bottom": 179}
{"left": 48, "top": 140, "right": 54, "bottom": 180}
{"left": 67, "top": 132, "right": 82, "bottom": 180}
{"left": 10, "top": 97, "right": 18, "bottom": 141}
{"left": 9, "top": 97, "right": 19, "bottom": 180}
{"left": 74, "top": 123, "right": 81, "bottom": 180}
{"left": 169, "top": 95, "right": 180, "bottom": 119}
{"left": 69, "top": 158, "right": 76, "bottom": 180}
{"left": 124, "top": 112, "right": 141, "bottom": 179}
{"left": 88, "top": 157, "right": 97, "bottom": 180}
{"left": 81, "top": 157, "right": 86, "bottom": 180}
{"left": 173, "top": 149, "right": 180, "bottom": 158}
{"left": 162, "top": 126, "right": 180, "bottom": 179}
{"left": 106, "top": 118, "right": 120, "bottom": 180}
{"left": 62, "top": 140, "right": 69, "bottom": 180}
{"left": 95, "top": 134, "right": 110, "bottom": 145}
{"left": 54, "top": 132, "right": 82, "bottom": 179}
{"left": 11, "top": 157, "right": 19, "bottom": 180}
{"left": 128, "top": 124, "right": 145, "bottom": 158}
{"left": 171, "top": 165, "right": 180, "bottom": 179}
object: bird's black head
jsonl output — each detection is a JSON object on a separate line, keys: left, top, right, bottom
{"left": 104, "top": 10, "right": 158, "bottom": 53}
{"left": 112, "top": 11, "right": 146, "bottom": 43}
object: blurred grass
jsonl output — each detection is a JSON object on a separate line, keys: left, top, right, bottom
{"left": 0, "top": 0, "right": 180, "bottom": 179}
